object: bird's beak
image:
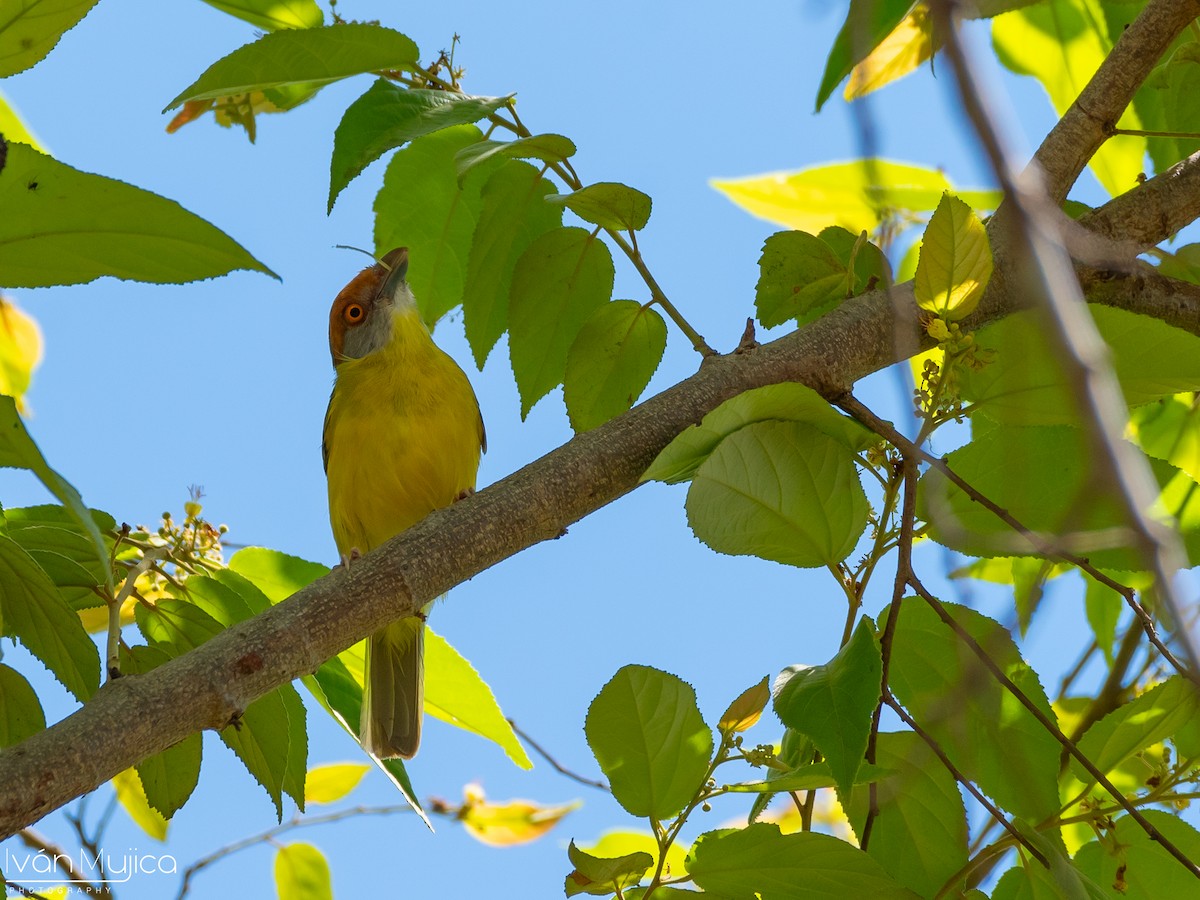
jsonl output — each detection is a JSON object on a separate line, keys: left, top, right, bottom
{"left": 376, "top": 247, "right": 409, "bottom": 306}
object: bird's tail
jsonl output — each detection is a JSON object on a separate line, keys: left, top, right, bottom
{"left": 361, "top": 616, "right": 424, "bottom": 759}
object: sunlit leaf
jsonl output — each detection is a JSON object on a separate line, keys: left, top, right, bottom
{"left": 0, "top": 89, "right": 42, "bottom": 151}
{"left": 585, "top": 665, "right": 712, "bottom": 820}
{"left": 0, "top": 297, "right": 41, "bottom": 412}
{"left": 547, "top": 181, "right": 652, "bottom": 232}
{"left": 644, "top": 382, "right": 875, "bottom": 485}
{"left": 913, "top": 193, "right": 992, "bottom": 320}
{"left": 112, "top": 768, "right": 168, "bottom": 841}
{"left": 687, "top": 421, "right": 869, "bottom": 568}
{"left": 1075, "top": 811, "right": 1200, "bottom": 899}
{"left": 0, "top": 142, "right": 275, "bottom": 287}
{"left": 585, "top": 832, "right": 688, "bottom": 884}
{"left": 455, "top": 133, "right": 575, "bottom": 182}
{"left": 0, "top": 0, "right": 101, "bottom": 77}
{"left": 0, "top": 662, "right": 44, "bottom": 747}
{"left": 274, "top": 843, "right": 332, "bottom": 900}
{"left": 166, "top": 23, "right": 418, "bottom": 110}
{"left": 566, "top": 839, "right": 653, "bottom": 897}
{"left": 815, "top": 0, "right": 915, "bottom": 110}
{"left": 200, "top": 0, "right": 323, "bottom": 31}
{"left": 228, "top": 547, "right": 328, "bottom": 602}
{"left": 458, "top": 783, "right": 578, "bottom": 847}
{"left": 304, "top": 762, "right": 369, "bottom": 805}
{"left": 719, "top": 676, "right": 771, "bottom": 735}
{"left": 219, "top": 683, "right": 308, "bottom": 821}
{"left": 846, "top": 4, "right": 938, "bottom": 100}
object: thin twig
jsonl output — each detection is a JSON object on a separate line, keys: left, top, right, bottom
{"left": 16, "top": 828, "right": 108, "bottom": 898}
{"left": 506, "top": 718, "right": 608, "bottom": 791}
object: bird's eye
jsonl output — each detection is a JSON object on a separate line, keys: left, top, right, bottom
{"left": 343, "top": 303, "right": 365, "bottom": 325}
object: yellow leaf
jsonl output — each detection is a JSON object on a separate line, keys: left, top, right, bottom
{"left": 0, "top": 297, "right": 43, "bottom": 412}
{"left": 304, "top": 762, "right": 370, "bottom": 805}
{"left": 112, "top": 768, "right": 168, "bottom": 841}
{"left": 457, "top": 782, "right": 580, "bottom": 847}
{"left": 914, "top": 193, "right": 993, "bottom": 319}
{"left": 846, "top": 4, "right": 938, "bottom": 100}
{"left": 586, "top": 831, "right": 688, "bottom": 881}
{"left": 719, "top": 676, "right": 770, "bottom": 734}
{"left": 0, "top": 89, "right": 45, "bottom": 152}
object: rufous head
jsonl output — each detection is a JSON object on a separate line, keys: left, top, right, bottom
{"left": 328, "top": 247, "right": 413, "bottom": 367}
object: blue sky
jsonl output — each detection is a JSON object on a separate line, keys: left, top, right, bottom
{"left": 0, "top": 2, "right": 1121, "bottom": 897}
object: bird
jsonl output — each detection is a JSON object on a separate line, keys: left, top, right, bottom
{"left": 322, "top": 246, "right": 485, "bottom": 759}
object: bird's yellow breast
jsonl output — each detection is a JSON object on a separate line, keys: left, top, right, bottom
{"left": 324, "top": 306, "right": 483, "bottom": 556}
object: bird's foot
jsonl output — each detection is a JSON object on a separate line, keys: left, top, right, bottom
{"left": 333, "top": 547, "right": 363, "bottom": 570}
{"left": 454, "top": 487, "right": 475, "bottom": 503}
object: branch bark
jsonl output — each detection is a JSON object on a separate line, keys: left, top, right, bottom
{"left": 2, "top": 0, "right": 1200, "bottom": 840}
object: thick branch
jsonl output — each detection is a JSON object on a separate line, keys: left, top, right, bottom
{"left": 1030, "top": 0, "right": 1200, "bottom": 204}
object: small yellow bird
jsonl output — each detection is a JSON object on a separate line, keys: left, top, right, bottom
{"left": 323, "top": 247, "right": 485, "bottom": 759}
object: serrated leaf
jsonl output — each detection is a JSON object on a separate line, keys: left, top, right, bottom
{"left": 274, "top": 843, "right": 332, "bottom": 900}
{"left": 843, "top": 732, "right": 968, "bottom": 898}
{"left": 726, "top": 761, "right": 887, "bottom": 794}
{"left": 0, "top": 0, "right": 101, "bottom": 77}
{"left": 165, "top": 23, "right": 418, "bottom": 110}
{"left": 713, "top": 159, "right": 996, "bottom": 234}
{"left": 508, "top": 227, "right": 614, "bottom": 417}
{"left": 585, "top": 832, "right": 688, "bottom": 884}
{"left": 425, "top": 628, "right": 531, "bottom": 769}
{"left": 817, "top": 226, "right": 892, "bottom": 296}
{"left": 774, "top": 619, "right": 881, "bottom": 796}
{"left": 547, "top": 181, "right": 652, "bottom": 232}
{"left": 328, "top": 80, "right": 509, "bottom": 210}
{"left": 1073, "top": 677, "right": 1200, "bottom": 784}
{"left": 10, "top": 524, "right": 105, "bottom": 596}
{"left": 584, "top": 664, "right": 713, "bottom": 820}
{"left": 454, "top": 133, "right": 575, "bottom": 183}
{"left": 1084, "top": 577, "right": 1121, "bottom": 665}
{"left": 815, "top": 0, "right": 916, "bottom": 110}
{"left": 462, "top": 161, "right": 563, "bottom": 368}
{"left": 644, "top": 382, "right": 875, "bottom": 485}
{"left": 686, "top": 823, "right": 918, "bottom": 898}
{"left": 135, "top": 733, "right": 201, "bottom": 821}
{"left": 564, "top": 300, "right": 666, "bottom": 431}
{"left": 135, "top": 597, "right": 225, "bottom": 656}
{"left": 181, "top": 574, "right": 259, "bottom": 627}
{"left": 1130, "top": 392, "right": 1200, "bottom": 483}
{"left": 0, "top": 88, "right": 43, "bottom": 150}
{"left": 914, "top": 193, "right": 992, "bottom": 319}
{"left": 1140, "top": 44, "right": 1200, "bottom": 177}
{"left": 373, "top": 124, "right": 500, "bottom": 324}
{"left": 566, "top": 839, "right": 653, "bottom": 897}
{"left": 687, "top": 420, "right": 870, "bottom": 568}
{"left": 1074, "top": 811, "right": 1200, "bottom": 899}
{"left": 720, "top": 676, "right": 771, "bottom": 735}
{"left": 755, "top": 231, "right": 849, "bottom": 328}
{"left": 992, "top": 1, "right": 1144, "bottom": 196}
{"left": 846, "top": 4, "right": 938, "bottom": 100}
{"left": 0, "top": 534, "right": 99, "bottom": 701}
{"left": 200, "top": 0, "right": 323, "bottom": 31}
{"left": 0, "top": 662, "right": 44, "bottom": 746}
{"left": 885, "top": 598, "right": 1060, "bottom": 821}
{"left": 228, "top": 547, "right": 328, "bottom": 603}
{"left": 112, "top": 768, "right": 168, "bottom": 841}
{"left": 0, "top": 142, "right": 275, "bottom": 287}
{"left": 304, "top": 763, "right": 370, "bottom": 805}
{"left": 220, "top": 683, "right": 307, "bottom": 821}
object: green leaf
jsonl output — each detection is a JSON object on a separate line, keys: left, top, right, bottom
{"left": 274, "top": 843, "right": 333, "bottom": 900}
{"left": 135, "top": 733, "right": 201, "bottom": 821}
{"left": 1084, "top": 577, "right": 1121, "bottom": 665}
{"left": 165, "top": 23, "right": 418, "bottom": 110}
{"left": 584, "top": 664, "right": 713, "bottom": 820}
{"left": 0, "top": 142, "right": 276, "bottom": 287}
{"left": 564, "top": 300, "right": 666, "bottom": 431}
{"left": 0, "top": 0, "right": 101, "bottom": 77}
{"left": 774, "top": 619, "right": 882, "bottom": 796}
{"left": 1129, "top": 392, "right": 1200, "bottom": 483}
{"left": 373, "top": 124, "right": 500, "bottom": 324}
{"left": 686, "top": 823, "right": 918, "bottom": 898}
{"left": 0, "top": 534, "right": 99, "bottom": 701}
{"left": 913, "top": 193, "right": 992, "bottom": 319}
{"left": 644, "top": 382, "right": 875, "bottom": 485}
{"left": 1141, "top": 44, "right": 1200, "bottom": 176}
{"left": 884, "top": 598, "right": 1060, "bottom": 821}
{"left": 713, "top": 159, "right": 996, "bottom": 234}
{"left": 565, "top": 839, "right": 653, "bottom": 897}
{"left": 584, "top": 832, "right": 688, "bottom": 884}
{"left": 200, "top": 0, "right": 323, "bottom": 31}
{"left": 8, "top": 524, "right": 106, "bottom": 604}
{"left": 1073, "top": 676, "right": 1200, "bottom": 784}
{"left": 817, "top": 226, "right": 892, "bottom": 296}
{"left": 462, "top": 161, "right": 563, "bottom": 368}
{"left": 755, "top": 231, "right": 850, "bottom": 328}
{"left": 328, "top": 80, "right": 510, "bottom": 210}
{"left": 843, "top": 732, "right": 968, "bottom": 898}
{"left": 547, "top": 182, "right": 652, "bottom": 232}
{"left": 181, "top": 574, "right": 259, "bottom": 626}
{"left": 135, "top": 598, "right": 225, "bottom": 656}
{"left": 508, "top": 226, "right": 614, "bottom": 417}
{"left": 992, "top": 1, "right": 1145, "bottom": 196}
{"left": 0, "top": 662, "right": 44, "bottom": 746}
{"left": 1075, "top": 811, "right": 1200, "bottom": 899}
{"left": 112, "top": 768, "right": 168, "bottom": 841}
{"left": 424, "top": 628, "right": 531, "bottom": 769}
{"left": 454, "top": 133, "right": 575, "bottom": 183}
{"left": 304, "top": 762, "right": 370, "bottom": 805}
{"left": 961, "top": 307, "right": 1200, "bottom": 426}
{"left": 219, "top": 683, "right": 308, "bottom": 821}
{"left": 228, "top": 547, "right": 328, "bottom": 602}
{"left": 687, "top": 420, "right": 869, "bottom": 568}
{"left": 815, "top": 0, "right": 915, "bottom": 110}
{"left": 993, "top": 825, "right": 1108, "bottom": 900}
